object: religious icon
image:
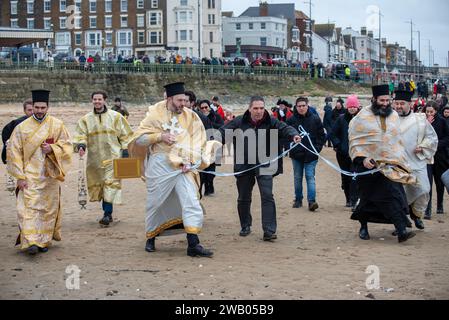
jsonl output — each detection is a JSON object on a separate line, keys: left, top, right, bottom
{"left": 162, "top": 116, "right": 185, "bottom": 135}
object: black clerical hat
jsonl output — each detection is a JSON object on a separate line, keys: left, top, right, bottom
{"left": 372, "top": 84, "right": 390, "bottom": 97}
{"left": 164, "top": 82, "right": 185, "bottom": 98}
{"left": 394, "top": 90, "right": 413, "bottom": 102}
{"left": 31, "top": 89, "right": 50, "bottom": 103}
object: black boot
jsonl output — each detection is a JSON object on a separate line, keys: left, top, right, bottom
{"left": 145, "top": 238, "right": 156, "bottom": 252}
{"left": 359, "top": 222, "right": 370, "bottom": 240}
{"left": 398, "top": 230, "right": 416, "bottom": 243}
{"left": 27, "top": 245, "right": 39, "bottom": 255}
{"left": 186, "top": 234, "right": 213, "bottom": 258}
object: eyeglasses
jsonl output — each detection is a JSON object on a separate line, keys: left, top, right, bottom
{"left": 200, "top": 106, "right": 209, "bottom": 110}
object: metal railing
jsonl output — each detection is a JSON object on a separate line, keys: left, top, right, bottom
{"left": 0, "top": 61, "right": 312, "bottom": 79}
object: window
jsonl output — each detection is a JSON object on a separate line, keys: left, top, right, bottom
{"left": 105, "top": 0, "right": 112, "bottom": 12}
{"left": 89, "top": 16, "right": 97, "bottom": 28}
{"left": 60, "top": 0, "right": 66, "bottom": 12}
{"left": 361, "top": 53, "right": 365, "bottom": 59}
{"left": 44, "top": 0, "right": 51, "bottom": 13}
{"left": 149, "top": 11, "right": 162, "bottom": 26}
{"left": 75, "top": 0, "right": 81, "bottom": 13}
{"left": 209, "top": 32, "right": 213, "bottom": 43}
{"left": 261, "top": 22, "right": 266, "bottom": 30}
{"left": 236, "top": 23, "right": 241, "bottom": 30}
{"left": 180, "top": 30, "right": 187, "bottom": 41}
{"left": 248, "top": 22, "right": 253, "bottom": 30}
{"left": 151, "top": 0, "right": 158, "bottom": 8}
{"left": 180, "top": 0, "right": 188, "bottom": 5}
{"left": 75, "top": 16, "right": 81, "bottom": 29}
{"left": 10, "top": 19, "right": 18, "bottom": 28}
{"left": 55, "top": 32, "right": 71, "bottom": 46}
{"left": 121, "top": 0, "right": 128, "bottom": 12}
{"left": 189, "top": 30, "right": 193, "bottom": 40}
{"left": 275, "top": 23, "right": 278, "bottom": 30}
{"left": 27, "top": 1, "right": 34, "bottom": 14}
{"left": 236, "top": 38, "right": 241, "bottom": 45}
{"left": 60, "top": 17, "right": 67, "bottom": 29}
{"left": 105, "top": 32, "right": 113, "bottom": 45}
{"left": 208, "top": 0, "right": 215, "bottom": 9}
{"left": 260, "top": 37, "right": 267, "bottom": 46}
{"left": 89, "top": 0, "right": 96, "bottom": 13}
{"left": 121, "top": 15, "right": 128, "bottom": 27}
{"left": 105, "top": 16, "right": 112, "bottom": 28}
{"left": 27, "top": 18, "right": 34, "bottom": 29}
{"left": 117, "top": 31, "right": 132, "bottom": 46}
{"left": 149, "top": 31, "right": 162, "bottom": 44}
{"left": 137, "top": 0, "right": 144, "bottom": 9}
{"left": 137, "top": 15, "right": 145, "bottom": 27}
{"left": 10, "top": 1, "right": 18, "bottom": 15}
{"left": 361, "top": 40, "right": 365, "bottom": 47}
{"left": 276, "top": 38, "right": 279, "bottom": 46}
{"left": 208, "top": 14, "right": 215, "bottom": 25}
{"left": 86, "top": 32, "right": 101, "bottom": 46}
{"left": 75, "top": 33, "right": 82, "bottom": 45}
{"left": 44, "top": 18, "right": 51, "bottom": 30}
{"left": 210, "top": 49, "right": 213, "bottom": 58}
{"left": 138, "top": 31, "right": 145, "bottom": 44}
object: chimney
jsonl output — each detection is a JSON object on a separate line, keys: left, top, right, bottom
{"left": 361, "top": 27, "right": 367, "bottom": 36}
{"left": 259, "top": 1, "right": 268, "bottom": 17}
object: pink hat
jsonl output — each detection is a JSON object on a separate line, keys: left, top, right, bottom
{"left": 346, "top": 95, "right": 360, "bottom": 108}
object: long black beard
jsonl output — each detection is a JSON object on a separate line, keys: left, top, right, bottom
{"left": 371, "top": 102, "right": 393, "bottom": 117}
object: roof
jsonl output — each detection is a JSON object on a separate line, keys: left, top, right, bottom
{"left": 240, "top": 3, "right": 295, "bottom": 21}
{"left": 295, "top": 10, "right": 309, "bottom": 20}
{"left": 0, "top": 27, "right": 53, "bottom": 47}
{"left": 222, "top": 11, "right": 234, "bottom": 18}
{"left": 313, "top": 24, "right": 335, "bottom": 38}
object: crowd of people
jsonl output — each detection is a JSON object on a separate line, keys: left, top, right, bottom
{"left": 2, "top": 80, "right": 449, "bottom": 258}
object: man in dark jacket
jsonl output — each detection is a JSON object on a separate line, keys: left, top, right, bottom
{"left": 322, "top": 96, "right": 333, "bottom": 148}
{"left": 286, "top": 96, "right": 326, "bottom": 211}
{"left": 330, "top": 95, "right": 361, "bottom": 209}
{"left": 2, "top": 99, "right": 34, "bottom": 164}
{"left": 219, "top": 96, "right": 301, "bottom": 241}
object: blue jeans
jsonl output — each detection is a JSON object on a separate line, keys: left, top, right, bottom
{"left": 292, "top": 159, "right": 318, "bottom": 203}
{"left": 102, "top": 201, "right": 113, "bottom": 216}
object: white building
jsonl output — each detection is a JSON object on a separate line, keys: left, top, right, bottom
{"left": 222, "top": 15, "right": 287, "bottom": 59}
{"left": 311, "top": 32, "right": 328, "bottom": 64}
{"left": 166, "top": 0, "right": 221, "bottom": 59}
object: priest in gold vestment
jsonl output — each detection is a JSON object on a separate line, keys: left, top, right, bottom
{"left": 7, "top": 90, "right": 72, "bottom": 255}
{"left": 73, "top": 91, "right": 133, "bottom": 226}
{"left": 128, "top": 82, "right": 220, "bottom": 257}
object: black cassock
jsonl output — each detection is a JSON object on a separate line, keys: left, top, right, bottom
{"left": 350, "top": 157, "right": 409, "bottom": 230}
{"left": 1, "top": 115, "right": 28, "bottom": 164}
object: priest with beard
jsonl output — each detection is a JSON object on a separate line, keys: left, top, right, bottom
{"left": 348, "top": 84, "right": 417, "bottom": 243}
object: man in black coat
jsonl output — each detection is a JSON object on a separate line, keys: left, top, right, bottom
{"left": 330, "top": 95, "right": 361, "bottom": 209}
{"left": 219, "top": 96, "right": 301, "bottom": 241}
{"left": 286, "top": 96, "right": 326, "bottom": 211}
{"left": 2, "top": 99, "right": 34, "bottom": 164}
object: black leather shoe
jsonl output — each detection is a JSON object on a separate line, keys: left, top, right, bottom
{"left": 414, "top": 218, "right": 425, "bottom": 230}
{"left": 38, "top": 247, "right": 48, "bottom": 253}
{"left": 392, "top": 230, "right": 398, "bottom": 236}
{"left": 424, "top": 215, "right": 431, "bottom": 220}
{"left": 437, "top": 207, "right": 444, "bottom": 214}
{"left": 187, "top": 245, "right": 213, "bottom": 258}
{"left": 359, "top": 227, "right": 370, "bottom": 240}
{"left": 263, "top": 232, "right": 277, "bottom": 241}
{"left": 239, "top": 226, "right": 251, "bottom": 237}
{"left": 99, "top": 215, "right": 110, "bottom": 226}
{"left": 345, "top": 201, "right": 351, "bottom": 208}
{"left": 28, "top": 245, "right": 39, "bottom": 255}
{"left": 308, "top": 202, "right": 319, "bottom": 212}
{"left": 292, "top": 200, "right": 302, "bottom": 208}
{"left": 398, "top": 231, "right": 416, "bottom": 243}
{"left": 145, "top": 238, "right": 156, "bottom": 252}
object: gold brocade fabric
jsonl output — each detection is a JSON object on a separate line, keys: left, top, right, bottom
{"left": 128, "top": 100, "right": 221, "bottom": 179}
{"left": 349, "top": 106, "right": 416, "bottom": 184}
{"left": 73, "top": 109, "right": 133, "bottom": 203}
{"left": 7, "top": 116, "right": 72, "bottom": 249}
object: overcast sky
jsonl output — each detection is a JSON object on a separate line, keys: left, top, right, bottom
{"left": 222, "top": 0, "right": 449, "bottom": 67}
